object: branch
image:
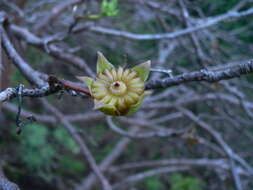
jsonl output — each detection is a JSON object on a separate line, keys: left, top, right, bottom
{"left": 9, "top": 24, "right": 95, "bottom": 77}
{"left": 75, "top": 126, "right": 140, "bottom": 190}
{"left": 2, "top": 102, "right": 104, "bottom": 124}
{"left": 0, "top": 178, "right": 21, "bottom": 190}
{"left": 34, "top": 0, "right": 84, "bottom": 32}
{"left": 0, "top": 15, "right": 46, "bottom": 87}
{"left": 109, "top": 158, "right": 248, "bottom": 176}
{"left": 79, "top": 7, "right": 253, "bottom": 40}
{"left": 106, "top": 116, "right": 188, "bottom": 139}
{"left": 112, "top": 166, "right": 189, "bottom": 189}
{"left": 2, "top": 59, "right": 253, "bottom": 103}
{"left": 178, "top": 107, "right": 253, "bottom": 176}
{"left": 0, "top": 86, "right": 59, "bottom": 103}
{"left": 146, "top": 60, "right": 253, "bottom": 89}
{"left": 0, "top": 164, "right": 21, "bottom": 190}
{"left": 0, "top": 76, "right": 90, "bottom": 103}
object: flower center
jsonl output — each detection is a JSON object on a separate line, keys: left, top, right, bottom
{"left": 109, "top": 81, "right": 127, "bottom": 96}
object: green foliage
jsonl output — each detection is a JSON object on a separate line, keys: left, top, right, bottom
{"left": 57, "top": 155, "right": 85, "bottom": 175}
{"left": 18, "top": 124, "right": 86, "bottom": 180}
{"left": 53, "top": 127, "right": 85, "bottom": 175}
{"left": 101, "top": 0, "right": 119, "bottom": 17}
{"left": 170, "top": 173, "right": 205, "bottom": 190}
{"left": 143, "top": 176, "right": 165, "bottom": 190}
{"left": 20, "top": 124, "right": 55, "bottom": 172}
{"left": 88, "top": 0, "right": 119, "bottom": 19}
{"left": 53, "top": 127, "right": 80, "bottom": 154}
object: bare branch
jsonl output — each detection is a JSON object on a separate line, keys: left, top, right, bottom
{"left": 106, "top": 116, "right": 188, "bottom": 139}
{"left": 10, "top": 25, "right": 95, "bottom": 77}
{"left": 0, "top": 85, "right": 59, "bottom": 103}
{"left": 0, "top": 20, "right": 46, "bottom": 87}
{"left": 178, "top": 107, "right": 253, "bottom": 176}
{"left": 0, "top": 75, "right": 91, "bottom": 103}
{"left": 112, "top": 166, "right": 189, "bottom": 189}
{"left": 109, "top": 158, "right": 248, "bottom": 176}
{"left": 0, "top": 164, "right": 21, "bottom": 190}
{"left": 2, "top": 102, "right": 104, "bottom": 123}
{"left": 146, "top": 60, "right": 253, "bottom": 89}
{"left": 34, "top": 0, "right": 84, "bottom": 32}
{"left": 79, "top": 7, "right": 253, "bottom": 40}
{"left": 0, "top": 178, "right": 21, "bottom": 190}
{"left": 2, "top": 59, "right": 253, "bottom": 104}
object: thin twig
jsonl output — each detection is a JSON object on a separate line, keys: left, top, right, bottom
{"left": 106, "top": 116, "right": 188, "bottom": 139}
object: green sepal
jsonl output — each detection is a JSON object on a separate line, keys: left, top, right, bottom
{"left": 76, "top": 76, "right": 94, "bottom": 92}
{"left": 132, "top": 60, "right": 151, "bottom": 82}
{"left": 94, "top": 100, "right": 118, "bottom": 116}
{"left": 100, "top": 105, "right": 118, "bottom": 116}
{"left": 126, "top": 90, "right": 152, "bottom": 115}
{"left": 97, "top": 51, "right": 114, "bottom": 74}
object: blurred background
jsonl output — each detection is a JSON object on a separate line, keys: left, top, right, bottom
{"left": 1, "top": 0, "right": 253, "bottom": 190}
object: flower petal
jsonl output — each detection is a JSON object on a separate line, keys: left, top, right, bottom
{"left": 132, "top": 60, "right": 151, "bottom": 82}
{"left": 117, "top": 67, "right": 124, "bottom": 80}
{"left": 126, "top": 90, "right": 152, "bottom": 115}
{"left": 94, "top": 100, "right": 106, "bottom": 110}
{"left": 76, "top": 76, "right": 94, "bottom": 91}
{"left": 94, "top": 100, "right": 118, "bottom": 116}
{"left": 97, "top": 51, "right": 114, "bottom": 74}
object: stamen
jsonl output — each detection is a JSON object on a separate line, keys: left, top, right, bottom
{"left": 114, "top": 82, "right": 120, "bottom": 87}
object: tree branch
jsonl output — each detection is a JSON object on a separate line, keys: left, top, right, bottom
{"left": 146, "top": 60, "right": 253, "bottom": 89}
{"left": 0, "top": 163, "right": 21, "bottom": 190}
{"left": 80, "top": 7, "right": 253, "bottom": 40}
{"left": 106, "top": 116, "right": 188, "bottom": 139}
{"left": 109, "top": 158, "right": 248, "bottom": 176}
{"left": 1, "top": 60, "right": 253, "bottom": 103}
{"left": 9, "top": 25, "right": 95, "bottom": 77}
{"left": 0, "top": 17, "right": 46, "bottom": 87}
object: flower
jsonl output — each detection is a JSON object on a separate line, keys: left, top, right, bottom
{"left": 77, "top": 52, "right": 151, "bottom": 116}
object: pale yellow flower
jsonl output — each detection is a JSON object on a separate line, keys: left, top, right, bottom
{"left": 77, "top": 52, "right": 151, "bottom": 116}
